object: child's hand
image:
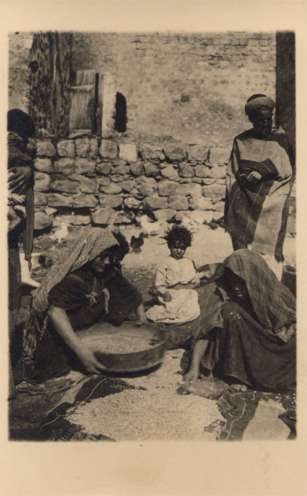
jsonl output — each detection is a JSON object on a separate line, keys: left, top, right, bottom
{"left": 163, "top": 291, "right": 172, "bottom": 302}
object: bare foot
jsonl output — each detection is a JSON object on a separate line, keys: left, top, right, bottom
{"left": 183, "top": 369, "right": 199, "bottom": 384}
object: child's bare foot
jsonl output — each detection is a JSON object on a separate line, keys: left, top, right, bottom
{"left": 183, "top": 369, "right": 199, "bottom": 384}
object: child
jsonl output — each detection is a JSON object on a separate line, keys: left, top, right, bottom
{"left": 146, "top": 226, "right": 201, "bottom": 324}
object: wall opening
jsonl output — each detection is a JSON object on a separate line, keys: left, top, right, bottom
{"left": 114, "top": 91, "right": 127, "bottom": 132}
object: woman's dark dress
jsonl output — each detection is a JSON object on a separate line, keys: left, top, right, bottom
{"left": 32, "top": 266, "right": 142, "bottom": 382}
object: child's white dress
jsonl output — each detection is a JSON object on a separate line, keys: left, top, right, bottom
{"left": 146, "top": 256, "right": 200, "bottom": 324}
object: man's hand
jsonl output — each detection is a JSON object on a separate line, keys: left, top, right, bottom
{"left": 245, "top": 170, "right": 262, "bottom": 184}
{"left": 8, "top": 166, "right": 33, "bottom": 194}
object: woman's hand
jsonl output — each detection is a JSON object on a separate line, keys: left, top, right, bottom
{"left": 8, "top": 166, "right": 33, "bottom": 194}
{"left": 75, "top": 346, "right": 106, "bottom": 375}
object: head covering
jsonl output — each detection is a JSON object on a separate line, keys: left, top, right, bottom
{"left": 32, "top": 228, "right": 119, "bottom": 313}
{"left": 223, "top": 249, "right": 295, "bottom": 331}
{"left": 245, "top": 94, "right": 275, "bottom": 116}
{"left": 8, "top": 108, "right": 35, "bottom": 139}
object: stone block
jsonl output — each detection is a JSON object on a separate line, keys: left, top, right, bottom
{"left": 34, "top": 172, "right": 51, "bottom": 192}
{"left": 91, "top": 207, "right": 114, "bottom": 226}
{"left": 137, "top": 177, "right": 157, "bottom": 197}
{"left": 154, "top": 209, "right": 177, "bottom": 222}
{"left": 188, "top": 210, "right": 213, "bottom": 224}
{"left": 34, "top": 158, "right": 53, "bottom": 173}
{"left": 99, "top": 183, "right": 122, "bottom": 194}
{"left": 57, "top": 140, "right": 75, "bottom": 158}
{"left": 195, "top": 164, "right": 212, "bottom": 178}
{"left": 99, "top": 140, "right": 118, "bottom": 159}
{"left": 144, "top": 162, "right": 160, "bottom": 177}
{"left": 50, "top": 179, "right": 79, "bottom": 194}
{"left": 53, "top": 158, "right": 75, "bottom": 176}
{"left": 97, "top": 177, "right": 111, "bottom": 187}
{"left": 144, "top": 195, "right": 168, "bottom": 210}
{"left": 48, "top": 193, "right": 73, "bottom": 208}
{"left": 179, "top": 163, "right": 194, "bottom": 178}
{"left": 75, "top": 158, "right": 96, "bottom": 175}
{"left": 209, "top": 146, "right": 230, "bottom": 165}
{"left": 99, "top": 195, "right": 123, "bottom": 209}
{"left": 140, "top": 143, "right": 163, "bottom": 161}
{"left": 34, "top": 212, "right": 53, "bottom": 231}
{"left": 130, "top": 162, "right": 144, "bottom": 177}
{"left": 161, "top": 164, "right": 179, "bottom": 180}
{"left": 72, "top": 174, "right": 98, "bottom": 194}
{"left": 158, "top": 180, "right": 178, "bottom": 197}
{"left": 113, "top": 212, "right": 134, "bottom": 225}
{"left": 119, "top": 143, "right": 138, "bottom": 163}
{"left": 210, "top": 166, "right": 226, "bottom": 180}
{"left": 115, "top": 164, "right": 129, "bottom": 175}
{"left": 123, "top": 197, "right": 142, "bottom": 209}
{"left": 72, "top": 194, "right": 98, "bottom": 209}
{"left": 36, "top": 140, "right": 56, "bottom": 157}
{"left": 168, "top": 195, "right": 189, "bottom": 210}
{"left": 163, "top": 143, "right": 186, "bottom": 162}
{"left": 68, "top": 215, "right": 91, "bottom": 226}
{"left": 177, "top": 183, "right": 202, "bottom": 196}
{"left": 189, "top": 194, "right": 214, "bottom": 210}
{"left": 75, "top": 137, "right": 92, "bottom": 158}
{"left": 34, "top": 192, "right": 48, "bottom": 206}
{"left": 96, "top": 162, "right": 112, "bottom": 175}
{"left": 202, "top": 184, "right": 226, "bottom": 200}
{"left": 188, "top": 144, "right": 209, "bottom": 162}
{"left": 121, "top": 180, "right": 136, "bottom": 193}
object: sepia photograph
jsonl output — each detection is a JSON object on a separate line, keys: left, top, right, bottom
{"left": 7, "top": 29, "right": 296, "bottom": 443}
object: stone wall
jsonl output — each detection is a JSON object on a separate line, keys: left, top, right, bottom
{"left": 72, "top": 32, "right": 276, "bottom": 147}
{"left": 33, "top": 135, "right": 230, "bottom": 249}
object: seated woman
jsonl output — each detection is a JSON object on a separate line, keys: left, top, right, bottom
{"left": 146, "top": 226, "right": 202, "bottom": 325}
{"left": 23, "top": 228, "right": 145, "bottom": 382}
{"left": 183, "top": 249, "right": 296, "bottom": 393}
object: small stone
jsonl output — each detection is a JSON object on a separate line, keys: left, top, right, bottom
{"left": 208, "top": 147, "right": 230, "bottom": 165}
{"left": 189, "top": 194, "right": 214, "bottom": 210}
{"left": 111, "top": 174, "right": 128, "bottom": 183}
{"left": 72, "top": 194, "right": 98, "bottom": 209}
{"left": 115, "top": 164, "right": 129, "bottom": 175}
{"left": 123, "top": 197, "right": 141, "bottom": 209}
{"left": 189, "top": 210, "right": 213, "bottom": 224}
{"left": 161, "top": 164, "right": 179, "bottom": 180}
{"left": 57, "top": 140, "right": 75, "bottom": 158}
{"left": 130, "top": 162, "right": 144, "bottom": 177}
{"left": 34, "top": 158, "right": 53, "bottom": 173}
{"left": 36, "top": 140, "right": 56, "bottom": 157}
{"left": 137, "top": 177, "right": 157, "bottom": 197}
{"left": 48, "top": 193, "right": 73, "bottom": 208}
{"left": 96, "top": 162, "right": 112, "bottom": 175}
{"left": 121, "top": 180, "right": 136, "bottom": 193}
{"left": 72, "top": 174, "right": 98, "bottom": 194}
{"left": 158, "top": 180, "right": 178, "bottom": 197}
{"left": 192, "top": 178, "right": 203, "bottom": 184}
{"left": 212, "top": 200, "right": 225, "bottom": 211}
{"left": 195, "top": 164, "right": 212, "bottom": 178}
{"left": 144, "top": 162, "right": 160, "bottom": 177}
{"left": 163, "top": 143, "right": 186, "bottom": 162}
{"left": 99, "top": 183, "right": 122, "bottom": 194}
{"left": 179, "top": 163, "right": 194, "bottom": 178}
{"left": 99, "top": 195, "right": 123, "bottom": 209}
{"left": 99, "top": 140, "right": 118, "bottom": 159}
{"left": 69, "top": 215, "right": 91, "bottom": 226}
{"left": 119, "top": 143, "right": 138, "bottom": 163}
{"left": 202, "top": 184, "right": 226, "bottom": 200}
{"left": 89, "top": 138, "right": 99, "bottom": 158}
{"left": 188, "top": 144, "right": 209, "bottom": 162}
{"left": 34, "top": 193, "right": 48, "bottom": 206}
{"left": 144, "top": 195, "right": 168, "bottom": 210}
{"left": 34, "top": 172, "right": 51, "bottom": 192}
{"left": 34, "top": 212, "right": 53, "bottom": 231}
{"left": 200, "top": 178, "right": 216, "bottom": 185}
{"left": 154, "top": 209, "right": 177, "bottom": 222}
{"left": 91, "top": 207, "right": 114, "bottom": 226}
{"left": 210, "top": 166, "right": 226, "bottom": 180}
{"left": 53, "top": 158, "right": 75, "bottom": 176}
{"left": 45, "top": 207, "right": 57, "bottom": 216}
{"left": 97, "top": 177, "right": 111, "bottom": 187}
{"left": 50, "top": 179, "right": 79, "bottom": 194}
{"left": 140, "top": 143, "right": 163, "bottom": 161}
{"left": 168, "top": 195, "right": 189, "bottom": 210}
{"left": 75, "top": 158, "right": 96, "bottom": 175}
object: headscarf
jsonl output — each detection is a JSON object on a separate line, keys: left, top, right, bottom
{"left": 32, "top": 227, "right": 119, "bottom": 313}
{"left": 223, "top": 249, "right": 295, "bottom": 331}
{"left": 245, "top": 94, "right": 275, "bottom": 116}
